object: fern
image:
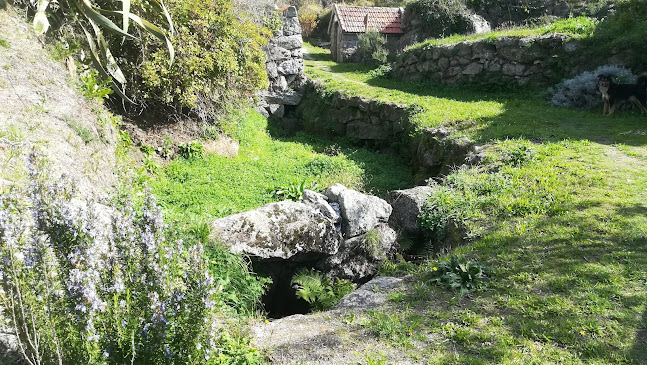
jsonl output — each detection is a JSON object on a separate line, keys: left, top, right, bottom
{"left": 291, "top": 269, "right": 354, "bottom": 311}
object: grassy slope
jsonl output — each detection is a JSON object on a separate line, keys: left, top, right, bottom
{"left": 149, "top": 108, "right": 412, "bottom": 227}
{"left": 304, "top": 44, "right": 647, "bottom": 363}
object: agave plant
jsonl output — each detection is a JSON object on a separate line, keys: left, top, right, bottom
{"left": 32, "top": 0, "right": 174, "bottom": 102}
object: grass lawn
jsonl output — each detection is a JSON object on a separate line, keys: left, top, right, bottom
{"left": 148, "top": 108, "right": 412, "bottom": 228}
{"left": 304, "top": 43, "right": 647, "bottom": 363}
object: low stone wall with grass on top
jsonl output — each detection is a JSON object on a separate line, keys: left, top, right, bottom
{"left": 392, "top": 34, "right": 583, "bottom": 86}
{"left": 296, "top": 80, "right": 483, "bottom": 181}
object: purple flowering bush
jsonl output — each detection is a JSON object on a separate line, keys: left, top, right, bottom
{"left": 0, "top": 153, "right": 263, "bottom": 364}
{"left": 549, "top": 65, "right": 636, "bottom": 110}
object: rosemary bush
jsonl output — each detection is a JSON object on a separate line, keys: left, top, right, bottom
{"left": 0, "top": 153, "right": 262, "bottom": 364}
{"left": 549, "top": 65, "right": 636, "bottom": 110}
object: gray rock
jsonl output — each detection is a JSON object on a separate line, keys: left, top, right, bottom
{"left": 318, "top": 223, "right": 397, "bottom": 281}
{"left": 387, "top": 186, "right": 435, "bottom": 234}
{"left": 274, "top": 35, "right": 303, "bottom": 50}
{"left": 266, "top": 46, "right": 292, "bottom": 61}
{"left": 463, "top": 62, "right": 483, "bottom": 76}
{"left": 268, "top": 104, "right": 285, "bottom": 118}
{"left": 334, "top": 276, "right": 404, "bottom": 309}
{"left": 346, "top": 121, "right": 387, "bottom": 140}
{"left": 210, "top": 201, "right": 341, "bottom": 261}
{"left": 283, "top": 16, "right": 301, "bottom": 36}
{"left": 283, "top": 5, "right": 297, "bottom": 18}
{"left": 502, "top": 62, "right": 525, "bottom": 77}
{"left": 302, "top": 189, "right": 340, "bottom": 224}
{"left": 265, "top": 90, "right": 303, "bottom": 106}
{"left": 277, "top": 76, "right": 288, "bottom": 91}
{"left": 438, "top": 57, "right": 450, "bottom": 70}
{"left": 324, "top": 184, "right": 392, "bottom": 238}
{"left": 278, "top": 59, "right": 304, "bottom": 75}
{"left": 256, "top": 105, "right": 270, "bottom": 118}
{"left": 266, "top": 62, "right": 279, "bottom": 78}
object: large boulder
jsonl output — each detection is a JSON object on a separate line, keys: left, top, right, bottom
{"left": 324, "top": 184, "right": 392, "bottom": 238}
{"left": 210, "top": 201, "right": 341, "bottom": 261}
{"left": 302, "top": 189, "right": 341, "bottom": 225}
{"left": 317, "top": 223, "right": 397, "bottom": 282}
{"left": 387, "top": 186, "right": 435, "bottom": 235}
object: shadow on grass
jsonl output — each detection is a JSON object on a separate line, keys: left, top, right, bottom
{"left": 630, "top": 309, "right": 647, "bottom": 364}
{"left": 477, "top": 199, "right": 647, "bottom": 362}
{"left": 266, "top": 126, "right": 414, "bottom": 197}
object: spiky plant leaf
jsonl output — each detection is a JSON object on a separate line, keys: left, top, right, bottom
{"left": 33, "top": 0, "right": 50, "bottom": 34}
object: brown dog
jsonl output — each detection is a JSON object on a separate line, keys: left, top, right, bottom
{"left": 597, "top": 73, "right": 647, "bottom": 115}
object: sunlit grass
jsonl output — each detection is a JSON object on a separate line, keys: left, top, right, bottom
{"left": 305, "top": 41, "right": 647, "bottom": 363}
{"left": 149, "top": 108, "right": 412, "bottom": 228}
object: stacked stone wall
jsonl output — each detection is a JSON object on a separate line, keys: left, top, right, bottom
{"left": 297, "top": 80, "right": 481, "bottom": 180}
{"left": 258, "top": 6, "right": 307, "bottom": 118}
{"left": 392, "top": 34, "right": 583, "bottom": 86}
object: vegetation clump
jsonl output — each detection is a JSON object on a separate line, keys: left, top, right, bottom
{"left": 426, "top": 256, "right": 489, "bottom": 294}
{"left": 549, "top": 65, "right": 636, "bottom": 110}
{"left": 0, "top": 153, "right": 265, "bottom": 364}
{"left": 404, "top": 0, "right": 476, "bottom": 40}
{"left": 357, "top": 30, "right": 389, "bottom": 65}
{"left": 291, "top": 269, "right": 354, "bottom": 311}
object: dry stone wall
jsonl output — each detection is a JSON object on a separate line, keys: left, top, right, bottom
{"left": 296, "top": 80, "right": 483, "bottom": 180}
{"left": 257, "top": 6, "right": 307, "bottom": 118}
{"left": 392, "top": 34, "right": 583, "bottom": 86}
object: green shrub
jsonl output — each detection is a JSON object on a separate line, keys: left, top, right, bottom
{"left": 78, "top": 69, "right": 113, "bottom": 103}
{"left": 542, "top": 15, "right": 597, "bottom": 36}
{"left": 368, "top": 64, "right": 393, "bottom": 78}
{"left": 272, "top": 179, "right": 318, "bottom": 201}
{"left": 357, "top": 31, "right": 389, "bottom": 65}
{"left": 178, "top": 141, "right": 204, "bottom": 159}
{"left": 426, "top": 255, "right": 489, "bottom": 294}
{"left": 404, "top": 0, "right": 475, "bottom": 39}
{"left": 121, "top": 0, "right": 268, "bottom": 123}
{"left": 0, "top": 153, "right": 264, "bottom": 364}
{"left": 291, "top": 269, "right": 355, "bottom": 311}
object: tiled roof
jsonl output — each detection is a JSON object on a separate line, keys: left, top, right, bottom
{"left": 334, "top": 5, "right": 403, "bottom": 34}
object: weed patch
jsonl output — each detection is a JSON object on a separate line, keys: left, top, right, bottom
{"left": 149, "top": 108, "right": 412, "bottom": 228}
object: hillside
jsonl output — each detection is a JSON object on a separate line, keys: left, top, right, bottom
{"left": 0, "top": 9, "right": 117, "bottom": 197}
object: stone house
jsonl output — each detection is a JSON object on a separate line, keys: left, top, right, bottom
{"left": 327, "top": 4, "right": 404, "bottom": 63}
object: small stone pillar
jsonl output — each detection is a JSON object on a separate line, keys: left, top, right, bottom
{"left": 257, "top": 6, "right": 307, "bottom": 118}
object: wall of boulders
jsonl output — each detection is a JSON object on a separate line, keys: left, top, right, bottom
{"left": 296, "top": 80, "right": 482, "bottom": 180}
{"left": 257, "top": 6, "right": 307, "bottom": 119}
{"left": 392, "top": 34, "right": 583, "bottom": 86}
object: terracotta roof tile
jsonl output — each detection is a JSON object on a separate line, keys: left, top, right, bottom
{"left": 335, "top": 5, "right": 403, "bottom": 34}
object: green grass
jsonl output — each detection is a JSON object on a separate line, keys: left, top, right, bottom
{"left": 306, "top": 42, "right": 647, "bottom": 363}
{"left": 404, "top": 16, "right": 598, "bottom": 52}
{"left": 149, "top": 108, "right": 412, "bottom": 227}
{"left": 0, "top": 36, "right": 9, "bottom": 48}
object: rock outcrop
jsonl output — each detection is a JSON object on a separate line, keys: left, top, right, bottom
{"left": 211, "top": 184, "right": 399, "bottom": 314}
{"left": 324, "top": 184, "right": 392, "bottom": 238}
{"left": 387, "top": 185, "right": 435, "bottom": 235}
{"left": 210, "top": 201, "right": 341, "bottom": 262}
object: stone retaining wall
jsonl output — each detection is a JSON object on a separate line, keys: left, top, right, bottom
{"left": 296, "top": 80, "right": 482, "bottom": 180}
{"left": 392, "top": 34, "right": 583, "bottom": 86}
